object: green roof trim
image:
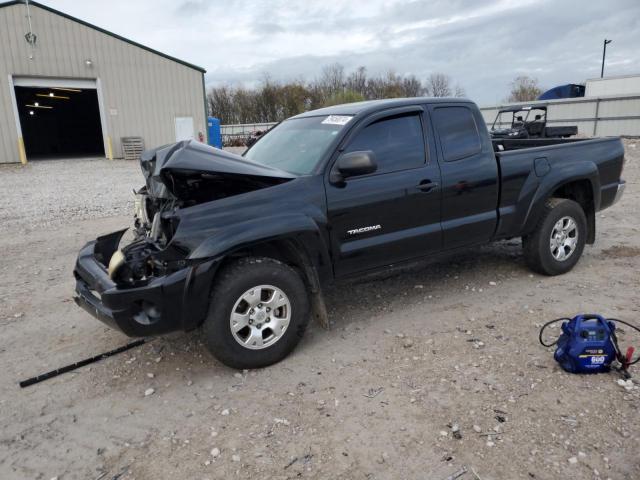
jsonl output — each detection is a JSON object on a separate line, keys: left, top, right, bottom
{"left": 0, "top": 0, "right": 206, "bottom": 73}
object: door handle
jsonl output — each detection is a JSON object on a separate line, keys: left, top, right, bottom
{"left": 416, "top": 180, "right": 439, "bottom": 193}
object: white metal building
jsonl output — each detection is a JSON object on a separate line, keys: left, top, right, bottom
{"left": 481, "top": 94, "right": 640, "bottom": 138}
{"left": 480, "top": 73, "right": 640, "bottom": 138}
{"left": 0, "top": 0, "right": 207, "bottom": 164}
{"left": 585, "top": 74, "right": 640, "bottom": 97}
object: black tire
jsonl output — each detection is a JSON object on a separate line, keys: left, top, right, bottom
{"left": 202, "top": 257, "right": 310, "bottom": 369}
{"left": 523, "top": 198, "right": 587, "bottom": 276}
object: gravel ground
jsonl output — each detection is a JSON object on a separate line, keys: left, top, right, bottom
{"left": 0, "top": 141, "right": 638, "bottom": 480}
{"left": 0, "top": 157, "right": 139, "bottom": 230}
{"left": 0, "top": 147, "right": 247, "bottom": 232}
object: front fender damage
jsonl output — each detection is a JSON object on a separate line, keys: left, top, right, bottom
{"left": 109, "top": 140, "right": 295, "bottom": 287}
{"left": 83, "top": 140, "right": 331, "bottom": 334}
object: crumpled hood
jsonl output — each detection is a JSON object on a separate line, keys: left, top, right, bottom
{"left": 139, "top": 140, "right": 296, "bottom": 200}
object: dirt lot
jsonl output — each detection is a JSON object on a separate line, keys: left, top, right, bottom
{"left": 1, "top": 142, "right": 639, "bottom": 480}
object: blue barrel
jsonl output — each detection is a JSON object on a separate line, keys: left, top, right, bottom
{"left": 207, "top": 117, "right": 222, "bottom": 148}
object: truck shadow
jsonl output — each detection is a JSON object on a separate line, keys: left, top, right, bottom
{"left": 90, "top": 239, "right": 529, "bottom": 383}
{"left": 321, "top": 239, "right": 526, "bottom": 324}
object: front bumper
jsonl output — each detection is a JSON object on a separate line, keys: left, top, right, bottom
{"left": 73, "top": 230, "right": 218, "bottom": 337}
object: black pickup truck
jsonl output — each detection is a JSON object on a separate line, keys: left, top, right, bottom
{"left": 74, "top": 98, "right": 626, "bottom": 369}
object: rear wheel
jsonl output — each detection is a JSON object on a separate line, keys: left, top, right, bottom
{"left": 202, "top": 257, "right": 310, "bottom": 369}
{"left": 523, "top": 198, "right": 587, "bottom": 276}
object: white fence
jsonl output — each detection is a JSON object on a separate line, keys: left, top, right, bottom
{"left": 220, "top": 94, "right": 640, "bottom": 144}
{"left": 480, "top": 94, "right": 640, "bottom": 137}
{"left": 220, "top": 122, "right": 277, "bottom": 145}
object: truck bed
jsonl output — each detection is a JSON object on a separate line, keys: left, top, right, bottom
{"left": 493, "top": 136, "right": 625, "bottom": 239}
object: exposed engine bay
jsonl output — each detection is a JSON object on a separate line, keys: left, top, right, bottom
{"left": 107, "top": 140, "right": 295, "bottom": 286}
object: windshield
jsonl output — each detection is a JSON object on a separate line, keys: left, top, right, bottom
{"left": 511, "top": 109, "right": 545, "bottom": 126}
{"left": 244, "top": 115, "right": 352, "bottom": 175}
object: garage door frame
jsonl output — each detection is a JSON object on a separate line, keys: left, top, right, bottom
{"left": 8, "top": 75, "right": 110, "bottom": 163}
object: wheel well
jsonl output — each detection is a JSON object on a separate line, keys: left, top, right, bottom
{"left": 551, "top": 180, "right": 596, "bottom": 243}
{"left": 220, "top": 239, "right": 320, "bottom": 292}
{"left": 198, "top": 239, "right": 330, "bottom": 330}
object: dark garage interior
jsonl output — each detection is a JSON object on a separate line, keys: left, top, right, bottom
{"left": 15, "top": 86, "right": 104, "bottom": 159}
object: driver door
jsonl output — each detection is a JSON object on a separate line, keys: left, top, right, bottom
{"left": 325, "top": 107, "right": 442, "bottom": 277}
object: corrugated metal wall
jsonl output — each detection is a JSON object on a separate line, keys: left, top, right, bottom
{"left": 0, "top": 2, "right": 206, "bottom": 163}
{"left": 586, "top": 75, "right": 640, "bottom": 97}
{"left": 480, "top": 95, "right": 640, "bottom": 138}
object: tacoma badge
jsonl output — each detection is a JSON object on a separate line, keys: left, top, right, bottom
{"left": 347, "top": 225, "right": 381, "bottom": 235}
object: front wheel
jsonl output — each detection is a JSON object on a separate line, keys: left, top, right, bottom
{"left": 202, "top": 257, "right": 310, "bottom": 369}
{"left": 523, "top": 198, "right": 587, "bottom": 276}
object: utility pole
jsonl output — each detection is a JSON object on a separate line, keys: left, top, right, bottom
{"left": 601, "top": 39, "right": 612, "bottom": 78}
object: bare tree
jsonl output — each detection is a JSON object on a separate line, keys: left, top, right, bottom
{"left": 380, "top": 71, "right": 405, "bottom": 98}
{"left": 346, "top": 66, "right": 367, "bottom": 97}
{"left": 507, "top": 76, "right": 543, "bottom": 102}
{"left": 425, "top": 73, "right": 452, "bottom": 97}
{"left": 318, "top": 63, "right": 345, "bottom": 98}
{"left": 207, "top": 85, "right": 235, "bottom": 123}
{"left": 402, "top": 75, "right": 425, "bottom": 97}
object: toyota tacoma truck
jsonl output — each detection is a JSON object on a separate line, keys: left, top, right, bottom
{"left": 74, "top": 98, "right": 626, "bottom": 369}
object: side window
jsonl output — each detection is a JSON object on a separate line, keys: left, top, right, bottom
{"left": 433, "top": 106, "right": 481, "bottom": 162}
{"left": 344, "top": 113, "right": 425, "bottom": 174}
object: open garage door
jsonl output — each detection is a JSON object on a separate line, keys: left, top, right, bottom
{"left": 12, "top": 78, "right": 105, "bottom": 160}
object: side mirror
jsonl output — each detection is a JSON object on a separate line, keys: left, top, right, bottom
{"left": 330, "top": 151, "right": 377, "bottom": 184}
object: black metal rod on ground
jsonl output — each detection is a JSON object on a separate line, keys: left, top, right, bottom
{"left": 19, "top": 339, "right": 147, "bottom": 388}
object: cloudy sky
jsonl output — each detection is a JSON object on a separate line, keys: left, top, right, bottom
{"left": 40, "top": 0, "right": 640, "bottom": 104}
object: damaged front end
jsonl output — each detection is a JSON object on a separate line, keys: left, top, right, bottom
{"left": 111, "top": 140, "right": 294, "bottom": 286}
{"left": 74, "top": 140, "right": 295, "bottom": 336}
{"left": 107, "top": 190, "right": 176, "bottom": 287}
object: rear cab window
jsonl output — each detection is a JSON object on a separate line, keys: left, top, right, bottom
{"left": 432, "top": 106, "right": 481, "bottom": 162}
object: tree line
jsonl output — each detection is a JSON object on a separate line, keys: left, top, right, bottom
{"left": 207, "top": 63, "right": 466, "bottom": 124}
{"left": 207, "top": 62, "right": 548, "bottom": 125}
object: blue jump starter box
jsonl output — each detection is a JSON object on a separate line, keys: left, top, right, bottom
{"left": 554, "top": 314, "right": 617, "bottom": 373}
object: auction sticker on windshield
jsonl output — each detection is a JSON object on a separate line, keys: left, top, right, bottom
{"left": 322, "top": 115, "right": 353, "bottom": 126}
